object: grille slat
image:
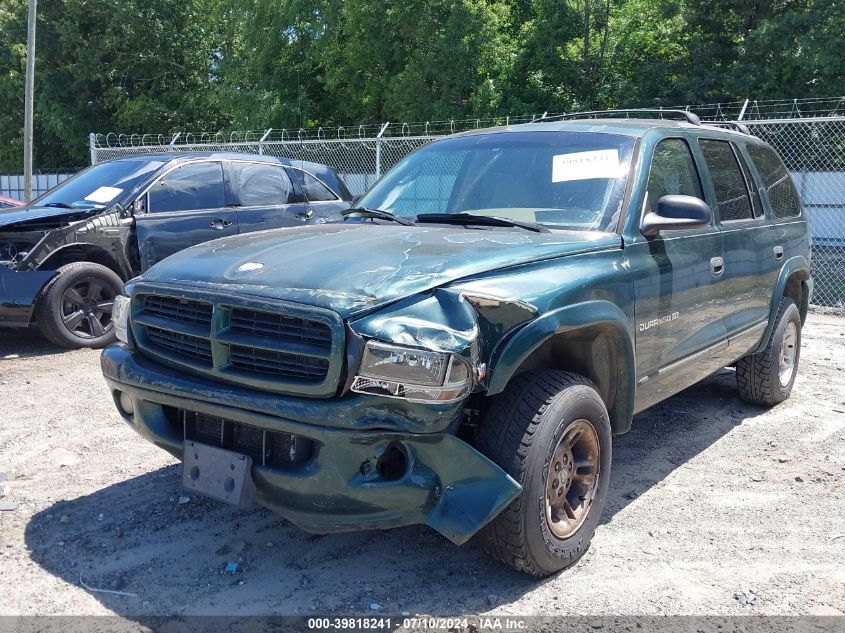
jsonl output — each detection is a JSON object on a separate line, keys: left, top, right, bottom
{"left": 230, "top": 308, "right": 332, "bottom": 348}
{"left": 144, "top": 296, "right": 213, "bottom": 329}
{"left": 229, "top": 345, "right": 329, "bottom": 379}
{"left": 146, "top": 327, "right": 213, "bottom": 365}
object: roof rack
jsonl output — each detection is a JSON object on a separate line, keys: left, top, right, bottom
{"left": 700, "top": 121, "right": 751, "bottom": 135}
{"left": 535, "top": 109, "right": 702, "bottom": 126}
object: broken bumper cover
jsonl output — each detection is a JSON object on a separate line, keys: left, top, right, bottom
{"left": 101, "top": 344, "right": 521, "bottom": 544}
{"left": 0, "top": 264, "right": 57, "bottom": 327}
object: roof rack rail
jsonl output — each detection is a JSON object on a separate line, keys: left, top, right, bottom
{"left": 535, "top": 109, "right": 702, "bottom": 126}
{"left": 701, "top": 121, "right": 751, "bottom": 135}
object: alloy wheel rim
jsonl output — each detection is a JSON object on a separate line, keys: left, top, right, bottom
{"left": 544, "top": 418, "right": 601, "bottom": 539}
{"left": 778, "top": 321, "right": 798, "bottom": 387}
{"left": 60, "top": 277, "right": 115, "bottom": 339}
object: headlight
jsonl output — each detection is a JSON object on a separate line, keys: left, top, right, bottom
{"left": 112, "top": 294, "right": 131, "bottom": 345}
{"left": 350, "top": 341, "right": 473, "bottom": 403}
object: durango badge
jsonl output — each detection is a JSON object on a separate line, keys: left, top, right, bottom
{"left": 639, "top": 311, "right": 680, "bottom": 332}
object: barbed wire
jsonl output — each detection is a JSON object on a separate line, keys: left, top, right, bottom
{"left": 92, "top": 96, "right": 845, "bottom": 149}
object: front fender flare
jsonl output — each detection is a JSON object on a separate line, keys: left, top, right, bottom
{"left": 486, "top": 300, "right": 636, "bottom": 434}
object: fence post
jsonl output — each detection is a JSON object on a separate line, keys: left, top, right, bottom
{"left": 375, "top": 121, "right": 390, "bottom": 179}
{"left": 89, "top": 133, "right": 97, "bottom": 165}
{"left": 737, "top": 98, "right": 750, "bottom": 121}
{"left": 258, "top": 128, "right": 272, "bottom": 155}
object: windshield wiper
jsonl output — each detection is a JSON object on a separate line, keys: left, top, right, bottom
{"left": 342, "top": 207, "right": 416, "bottom": 226}
{"left": 416, "top": 212, "right": 549, "bottom": 233}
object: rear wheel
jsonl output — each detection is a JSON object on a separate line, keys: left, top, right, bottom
{"left": 35, "top": 262, "right": 123, "bottom": 349}
{"left": 736, "top": 297, "right": 801, "bottom": 406}
{"left": 476, "top": 370, "right": 612, "bottom": 577}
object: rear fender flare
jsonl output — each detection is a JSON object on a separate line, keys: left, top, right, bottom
{"left": 753, "top": 255, "right": 811, "bottom": 354}
{"left": 486, "top": 300, "right": 636, "bottom": 434}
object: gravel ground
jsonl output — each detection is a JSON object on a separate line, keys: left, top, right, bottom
{"left": 0, "top": 311, "right": 843, "bottom": 620}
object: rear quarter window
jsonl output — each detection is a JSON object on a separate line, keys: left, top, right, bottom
{"left": 747, "top": 144, "right": 802, "bottom": 219}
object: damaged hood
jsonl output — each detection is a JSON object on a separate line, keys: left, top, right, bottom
{"left": 0, "top": 205, "right": 103, "bottom": 230}
{"left": 141, "top": 223, "right": 620, "bottom": 316}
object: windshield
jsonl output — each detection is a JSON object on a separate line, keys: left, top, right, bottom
{"left": 358, "top": 131, "right": 636, "bottom": 231}
{"left": 34, "top": 159, "right": 165, "bottom": 208}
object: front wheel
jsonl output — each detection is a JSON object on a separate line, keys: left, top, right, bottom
{"left": 35, "top": 262, "right": 123, "bottom": 349}
{"left": 476, "top": 370, "right": 612, "bottom": 577}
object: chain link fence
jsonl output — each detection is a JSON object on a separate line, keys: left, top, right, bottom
{"left": 90, "top": 108, "right": 845, "bottom": 308}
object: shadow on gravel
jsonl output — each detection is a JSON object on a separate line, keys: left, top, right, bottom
{"left": 0, "top": 327, "right": 66, "bottom": 358}
{"left": 24, "top": 368, "right": 763, "bottom": 617}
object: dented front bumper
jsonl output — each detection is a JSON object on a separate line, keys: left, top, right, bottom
{"left": 100, "top": 344, "right": 521, "bottom": 544}
{"left": 0, "top": 264, "right": 57, "bottom": 327}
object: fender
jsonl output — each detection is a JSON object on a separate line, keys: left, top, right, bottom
{"left": 486, "top": 300, "right": 637, "bottom": 434}
{"left": 36, "top": 242, "right": 133, "bottom": 280}
{"left": 18, "top": 209, "right": 134, "bottom": 278}
{"left": 752, "top": 255, "right": 811, "bottom": 355}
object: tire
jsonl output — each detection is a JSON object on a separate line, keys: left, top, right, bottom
{"left": 476, "top": 370, "right": 612, "bottom": 577}
{"left": 35, "top": 262, "right": 123, "bottom": 349}
{"left": 736, "top": 297, "right": 801, "bottom": 406}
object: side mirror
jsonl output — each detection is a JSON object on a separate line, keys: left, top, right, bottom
{"left": 641, "top": 195, "right": 712, "bottom": 237}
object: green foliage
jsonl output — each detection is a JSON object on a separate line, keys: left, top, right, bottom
{"left": 0, "top": 0, "right": 842, "bottom": 169}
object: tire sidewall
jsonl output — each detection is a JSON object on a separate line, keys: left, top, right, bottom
{"left": 769, "top": 301, "right": 801, "bottom": 401}
{"left": 38, "top": 264, "right": 123, "bottom": 349}
{"left": 521, "top": 386, "right": 612, "bottom": 574}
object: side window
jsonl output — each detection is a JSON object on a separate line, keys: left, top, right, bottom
{"left": 230, "top": 162, "right": 293, "bottom": 206}
{"left": 646, "top": 138, "right": 704, "bottom": 214}
{"left": 290, "top": 169, "right": 338, "bottom": 202}
{"left": 747, "top": 144, "right": 802, "bottom": 218}
{"left": 699, "top": 140, "right": 754, "bottom": 222}
{"left": 148, "top": 162, "right": 225, "bottom": 213}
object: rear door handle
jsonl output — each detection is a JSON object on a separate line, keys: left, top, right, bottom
{"left": 210, "top": 219, "right": 233, "bottom": 230}
{"left": 773, "top": 245, "right": 784, "bottom": 260}
{"left": 710, "top": 256, "right": 724, "bottom": 277}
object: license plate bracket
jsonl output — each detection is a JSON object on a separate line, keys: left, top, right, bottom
{"left": 182, "top": 440, "right": 256, "bottom": 507}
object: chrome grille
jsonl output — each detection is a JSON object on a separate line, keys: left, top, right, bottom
{"left": 131, "top": 288, "right": 343, "bottom": 397}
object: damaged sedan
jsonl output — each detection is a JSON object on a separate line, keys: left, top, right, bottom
{"left": 0, "top": 153, "right": 351, "bottom": 348}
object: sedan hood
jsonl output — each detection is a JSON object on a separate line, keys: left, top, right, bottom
{"left": 0, "top": 205, "right": 103, "bottom": 230}
{"left": 142, "top": 224, "right": 620, "bottom": 317}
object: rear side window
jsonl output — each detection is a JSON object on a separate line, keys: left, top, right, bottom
{"left": 747, "top": 144, "right": 802, "bottom": 218}
{"left": 699, "top": 140, "right": 754, "bottom": 222}
{"left": 646, "top": 138, "right": 704, "bottom": 214}
{"left": 148, "top": 162, "right": 225, "bottom": 213}
{"left": 230, "top": 162, "right": 293, "bottom": 206}
{"left": 289, "top": 169, "right": 338, "bottom": 202}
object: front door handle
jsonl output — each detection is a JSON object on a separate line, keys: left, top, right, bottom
{"left": 210, "top": 218, "right": 233, "bottom": 230}
{"left": 773, "top": 245, "right": 784, "bottom": 260}
{"left": 710, "top": 256, "right": 725, "bottom": 277}
{"left": 298, "top": 208, "right": 315, "bottom": 221}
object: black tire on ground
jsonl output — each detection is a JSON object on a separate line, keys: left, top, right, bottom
{"left": 476, "top": 370, "right": 612, "bottom": 577}
{"left": 35, "top": 261, "right": 123, "bottom": 349}
{"left": 736, "top": 297, "right": 801, "bottom": 406}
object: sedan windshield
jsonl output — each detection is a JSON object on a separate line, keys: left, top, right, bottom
{"left": 34, "top": 159, "right": 165, "bottom": 209}
{"left": 358, "top": 131, "right": 636, "bottom": 231}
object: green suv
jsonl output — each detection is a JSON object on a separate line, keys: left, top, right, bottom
{"left": 100, "top": 111, "right": 811, "bottom": 576}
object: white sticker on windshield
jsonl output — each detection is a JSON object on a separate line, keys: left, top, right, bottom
{"left": 552, "top": 149, "right": 621, "bottom": 183}
{"left": 84, "top": 186, "right": 123, "bottom": 203}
